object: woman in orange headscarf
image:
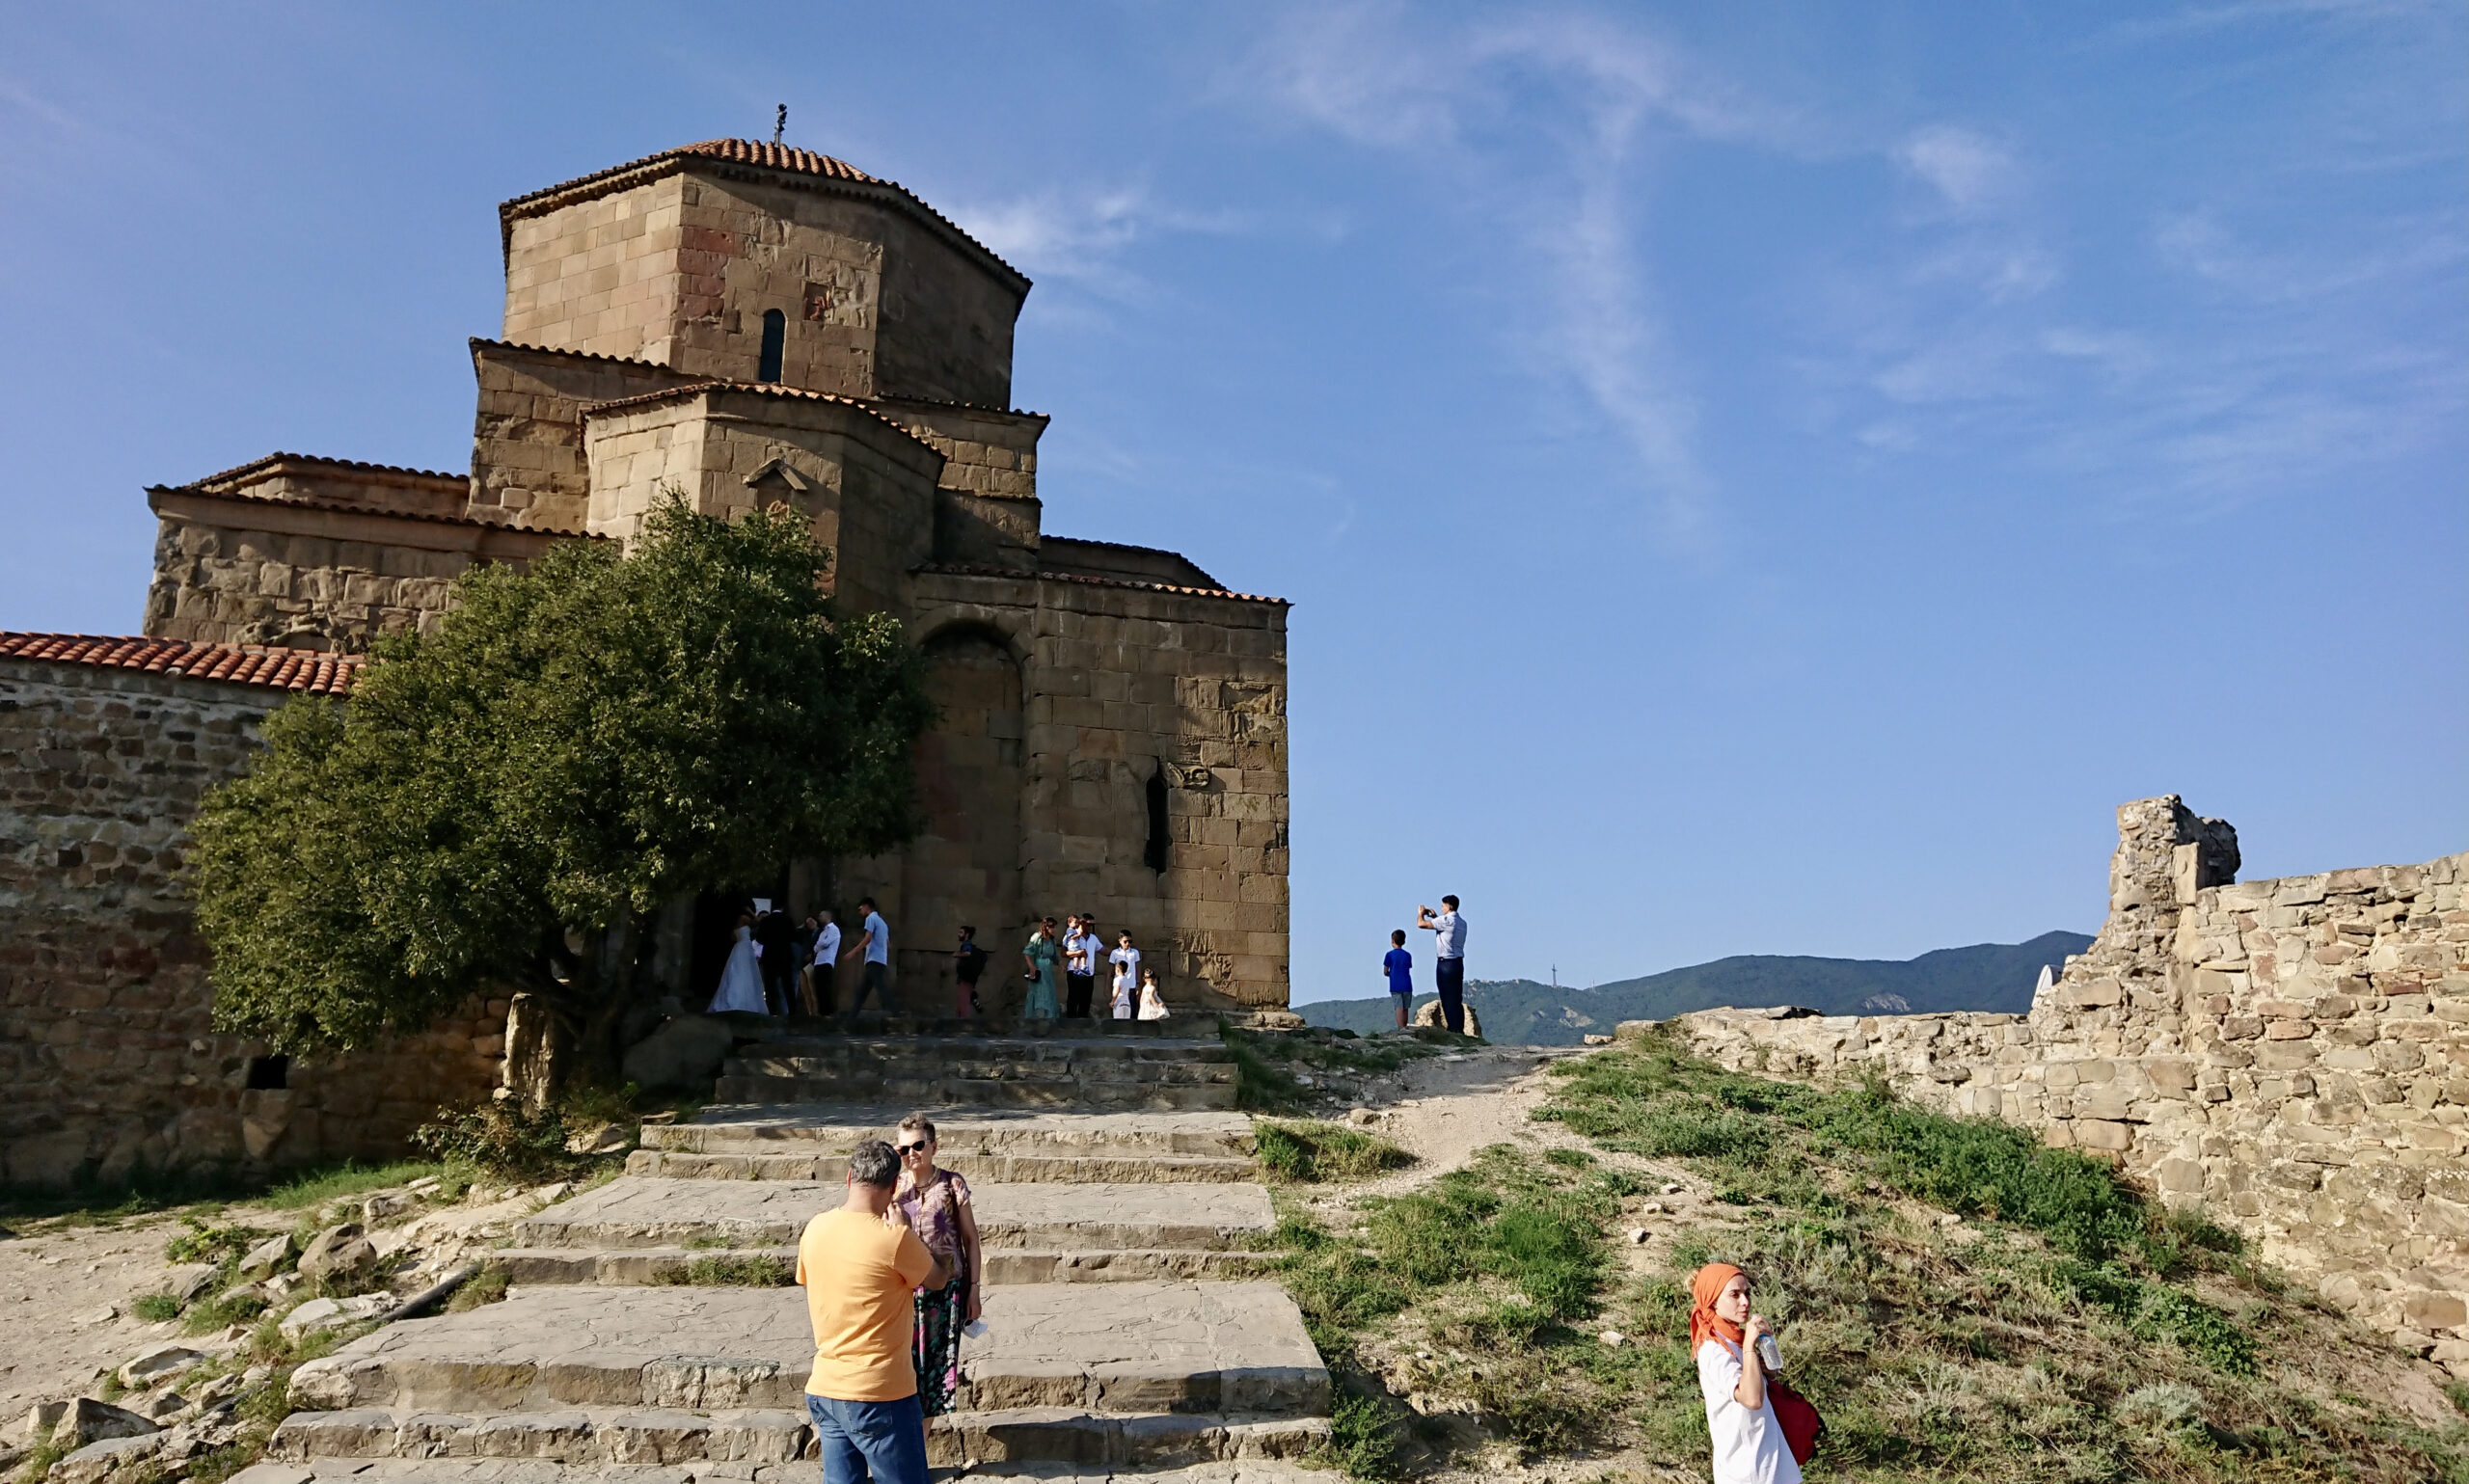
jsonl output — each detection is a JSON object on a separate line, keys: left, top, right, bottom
{"left": 1689, "top": 1262, "right": 1800, "bottom": 1484}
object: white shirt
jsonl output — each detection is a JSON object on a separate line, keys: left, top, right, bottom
{"left": 1426, "top": 909, "right": 1466, "bottom": 959}
{"left": 1109, "top": 945, "right": 1141, "bottom": 986}
{"left": 1696, "top": 1338, "right": 1801, "bottom": 1484}
{"left": 861, "top": 911, "right": 889, "bottom": 965}
{"left": 813, "top": 922, "right": 841, "bottom": 966}
{"left": 1064, "top": 929, "right": 1094, "bottom": 976}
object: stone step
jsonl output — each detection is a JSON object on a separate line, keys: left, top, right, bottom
{"left": 268, "top": 1402, "right": 1326, "bottom": 1471}
{"left": 742, "top": 1013, "right": 1203, "bottom": 1039}
{"left": 733, "top": 1035, "right": 1234, "bottom": 1064}
{"left": 495, "top": 1246, "right": 1279, "bottom": 1286}
{"left": 642, "top": 1107, "right": 1257, "bottom": 1160}
{"left": 626, "top": 1148, "right": 1259, "bottom": 1184}
{"left": 241, "top": 1450, "right": 1335, "bottom": 1482}
{"left": 710, "top": 1075, "right": 1239, "bottom": 1113}
{"left": 288, "top": 1283, "right": 1327, "bottom": 1421}
{"left": 515, "top": 1178, "right": 1275, "bottom": 1253}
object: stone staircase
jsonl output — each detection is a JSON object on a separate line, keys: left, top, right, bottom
{"left": 251, "top": 1026, "right": 1334, "bottom": 1484}
{"left": 709, "top": 1024, "right": 1240, "bottom": 1112}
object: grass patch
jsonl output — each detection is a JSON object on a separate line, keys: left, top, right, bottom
{"left": 1508, "top": 1032, "right": 2469, "bottom": 1481}
{"left": 133, "top": 1291, "right": 184, "bottom": 1323}
{"left": 1255, "top": 1121, "right": 1416, "bottom": 1183}
{"left": 654, "top": 1254, "right": 794, "bottom": 1286}
{"left": 1313, "top": 1390, "right": 1407, "bottom": 1481}
{"left": 445, "top": 1263, "right": 511, "bottom": 1311}
{"left": 257, "top": 1159, "right": 453, "bottom": 1211}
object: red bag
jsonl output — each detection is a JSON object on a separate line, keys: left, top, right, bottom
{"left": 1766, "top": 1374, "right": 1825, "bottom": 1465}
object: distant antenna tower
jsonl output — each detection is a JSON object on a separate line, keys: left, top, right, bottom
{"left": 773, "top": 104, "right": 787, "bottom": 146}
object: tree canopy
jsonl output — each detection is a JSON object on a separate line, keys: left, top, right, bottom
{"left": 191, "top": 497, "right": 935, "bottom": 1063}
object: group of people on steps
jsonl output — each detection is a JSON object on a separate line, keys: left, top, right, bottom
{"left": 708, "top": 902, "right": 1168, "bottom": 1022}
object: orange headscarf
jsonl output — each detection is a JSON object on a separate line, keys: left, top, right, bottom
{"left": 1690, "top": 1262, "right": 1747, "bottom": 1357}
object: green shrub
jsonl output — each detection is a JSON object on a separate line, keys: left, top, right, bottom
{"left": 414, "top": 1100, "right": 592, "bottom": 1184}
{"left": 1255, "top": 1121, "right": 1416, "bottom": 1183}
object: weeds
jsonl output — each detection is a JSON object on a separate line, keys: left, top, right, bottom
{"left": 414, "top": 1100, "right": 596, "bottom": 1184}
{"left": 445, "top": 1263, "right": 510, "bottom": 1311}
{"left": 1255, "top": 1121, "right": 1416, "bottom": 1183}
{"left": 654, "top": 1254, "right": 794, "bottom": 1286}
{"left": 132, "top": 1291, "right": 184, "bottom": 1323}
{"left": 1314, "top": 1390, "right": 1407, "bottom": 1481}
{"left": 258, "top": 1159, "right": 453, "bottom": 1210}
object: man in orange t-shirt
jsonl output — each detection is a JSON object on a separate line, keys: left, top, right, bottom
{"left": 795, "top": 1138, "right": 951, "bottom": 1484}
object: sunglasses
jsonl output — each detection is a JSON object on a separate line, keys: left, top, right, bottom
{"left": 895, "top": 1141, "right": 931, "bottom": 1155}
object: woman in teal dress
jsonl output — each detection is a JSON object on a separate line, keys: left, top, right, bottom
{"left": 1021, "top": 916, "right": 1062, "bottom": 1019}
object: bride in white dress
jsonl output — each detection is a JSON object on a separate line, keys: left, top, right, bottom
{"left": 707, "top": 911, "right": 769, "bottom": 1014}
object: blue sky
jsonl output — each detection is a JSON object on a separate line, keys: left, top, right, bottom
{"left": 3, "top": 2, "right": 2461, "bottom": 1002}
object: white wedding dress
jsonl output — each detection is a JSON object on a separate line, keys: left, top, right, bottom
{"left": 707, "top": 925, "right": 769, "bottom": 1014}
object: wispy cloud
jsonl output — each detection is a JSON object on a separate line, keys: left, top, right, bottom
{"left": 958, "top": 186, "right": 1258, "bottom": 297}
{"left": 1247, "top": 5, "right": 1780, "bottom": 540}
{"left": 1895, "top": 125, "right": 2017, "bottom": 214}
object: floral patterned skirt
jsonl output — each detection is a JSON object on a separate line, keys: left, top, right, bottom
{"left": 913, "top": 1276, "right": 968, "bottom": 1417}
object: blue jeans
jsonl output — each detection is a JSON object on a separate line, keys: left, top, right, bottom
{"left": 804, "top": 1392, "right": 928, "bottom": 1484}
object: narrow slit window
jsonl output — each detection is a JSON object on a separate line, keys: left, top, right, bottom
{"left": 757, "top": 309, "right": 786, "bottom": 383}
{"left": 1144, "top": 762, "right": 1172, "bottom": 872}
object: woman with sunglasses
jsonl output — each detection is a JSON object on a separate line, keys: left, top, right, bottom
{"left": 891, "top": 1113, "right": 982, "bottom": 1438}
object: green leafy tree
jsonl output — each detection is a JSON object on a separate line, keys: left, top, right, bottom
{"left": 191, "top": 496, "right": 935, "bottom": 1090}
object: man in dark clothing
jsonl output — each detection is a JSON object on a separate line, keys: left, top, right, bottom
{"left": 754, "top": 909, "right": 798, "bottom": 1017}
{"left": 953, "top": 927, "right": 989, "bottom": 1018}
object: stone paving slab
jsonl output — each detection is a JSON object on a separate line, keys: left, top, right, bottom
{"left": 517, "top": 1178, "right": 1273, "bottom": 1252}
{"left": 711, "top": 1076, "right": 1239, "bottom": 1114}
{"left": 644, "top": 1107, "right": 1255, "bottom": 1156}
{"left": 289, "top": 1283, "right": 1325, "bottom": 1418}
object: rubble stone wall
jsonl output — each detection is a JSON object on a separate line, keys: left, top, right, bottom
{"left": 0, "top": 660, "right": 502, "bottom": 1189}
{"left": 1652, "top": 796, "right": 2468, "bottom": 1367}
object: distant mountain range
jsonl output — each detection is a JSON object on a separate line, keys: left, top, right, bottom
{"left": 1296, "top": 931, "right": 2094, "bottom": 1045}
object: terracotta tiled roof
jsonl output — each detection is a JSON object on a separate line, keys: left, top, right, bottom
{"left": 582, "top": 380, "right": 938, "bottom": 454}
{"left": 186, "top": 451, "right": 467, "bottom": 491}
{"left": 150, "top": 483, "right": 601, "bottom": 541}
{"left": 914, "top": 562, "right": 1289, "bottom": 607}
{"left": 0, "top": 634, "right": 364, "bottom": 694}
{"left": 500, "top": 140, "right": 1027, "bottom": 289}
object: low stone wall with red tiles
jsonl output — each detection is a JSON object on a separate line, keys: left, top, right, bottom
{"left": 0, "top": 658, "right": 502, "bottom": 1190}
{"left": 1645, "top": 798, "right": 2468, "bottom": 1377}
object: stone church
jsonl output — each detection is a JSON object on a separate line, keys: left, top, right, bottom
{"left": 0, "top": 141, "right": 1289, "bottom": 1188}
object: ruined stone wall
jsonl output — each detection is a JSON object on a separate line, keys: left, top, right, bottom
{"left": 0, "top": 660, "right": 502, "bottom": 1189}
{"left": 1654, "top": 797, "right": 2468, "bottom": 1371}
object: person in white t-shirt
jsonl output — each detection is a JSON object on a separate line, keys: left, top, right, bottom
{"left": 1106, "top": 932, "right": 1142, "bottom": 1019}
{"left": 805, "top": 909, "right": 842, "bottom": 1016}
{"left": 1691, "top": 1262, "right": 1800, "bottom": 1484}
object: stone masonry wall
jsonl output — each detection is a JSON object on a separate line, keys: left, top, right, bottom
{"left": 0, "top": 660, "right": 502, "bottom": 1189}
{"left": 863, "top": 568, "right": 1290, "bottom": 1012}
{"left": 1653, "top": 797, "right": 2469, "bottom": 1373}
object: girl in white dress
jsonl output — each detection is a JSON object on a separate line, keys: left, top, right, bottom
{"left": 1691, "top": 1262, "right": 1801, "bottom": 1484}
{"left": 707, "top": 911, "right": 770, "bottom": 1015}
{"left": 1107, "top": 931, "right": 1140, "bottom": 1019}
{"left": 1136, "top": 968, "right": 1169, "bottom": 1021}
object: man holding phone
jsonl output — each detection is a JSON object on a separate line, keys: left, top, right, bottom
{"left": 1415, "top": 895, "right": 1468, "bottom": 1035}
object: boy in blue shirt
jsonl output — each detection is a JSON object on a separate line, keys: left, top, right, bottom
{"left": 1383, "top": 931, "right": 1414, "bottom": 1029}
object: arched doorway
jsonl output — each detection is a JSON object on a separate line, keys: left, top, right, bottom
{"left": 902, "top": 626, "right": 1025, "bottom": 1013}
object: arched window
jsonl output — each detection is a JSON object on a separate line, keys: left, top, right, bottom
{"left": 757, "top": 309, "right": 786, "bottom": 383}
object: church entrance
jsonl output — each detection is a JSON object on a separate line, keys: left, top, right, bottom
{"left": 902, "top": 627, "right": 1025, "bottom": 1014}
